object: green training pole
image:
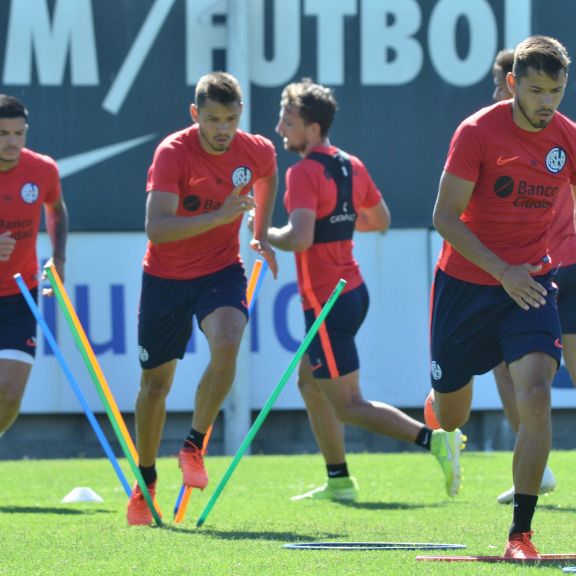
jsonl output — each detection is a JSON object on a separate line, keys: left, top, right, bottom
{"left": 45, "top": 265, "right": 162, "bottom": 526}
{"left": 196, "top": 278, "right": 347, "bottom": 528}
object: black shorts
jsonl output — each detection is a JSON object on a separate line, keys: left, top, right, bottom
{"left": 555, "top": 263, "right": 576, "bottom": 334}
{"left": 430, "top": 269, "right": 562, "bottom": 393}
{"left": 0, "top": 289, "right": 38, "bottom": 363}
{"left": 304, "top": 283, "right": 369, "bottom": 379}
{"left": 138, "top": 264, "right": 247, "bottom": 369}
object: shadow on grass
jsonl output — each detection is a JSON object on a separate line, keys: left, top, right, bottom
{"left": 338, "top": 501, "right": 445, "bottom": 511}
{"left": 0, "top": 505, "right": 114, "bottom": 515}
{"left": 163, "top": 525, "right": 341, "bottom": 541}
{"left": 539, "top": 504, "right": 576, "bottom": 513}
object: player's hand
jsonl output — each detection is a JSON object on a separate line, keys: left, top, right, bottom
{"left": 41, "top": 256, "right": 65, "bottom": 297}
{"left": 0, "top": 231, "right": 16, "bottom": 262}
{"left": 250, "top": 238, "right": 278, "bottom": 279}
{"left": 500, "top": 263, "right": 547, "bottom": 310}
{"left": 216, "top": 185, "right": 256, "bottom": 225}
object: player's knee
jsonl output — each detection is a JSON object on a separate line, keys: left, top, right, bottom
{"left": 140, "top": 372, "right": 171, "bottom": 400}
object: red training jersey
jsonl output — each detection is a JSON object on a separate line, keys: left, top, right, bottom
{"left": 0, "top": 148, "right": 61, "bottom": 296}
{"left": 439, "top": 101, "right": 576, "bottom": 285}
{"left": 284, "top": 145, "right": 383, "bottom": 310}
{"left": 143, "top": 125, "right": 276, "bottom": 279}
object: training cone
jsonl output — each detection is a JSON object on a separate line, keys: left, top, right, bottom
{"left": 61, "top": 487, "right": 104, "bottom": 503}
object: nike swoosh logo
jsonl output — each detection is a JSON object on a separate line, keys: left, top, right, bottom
{"left": 57, "top": 134, "right": 156, "bottom": 178}
{"left": 497, "top": 155, "right": 520, "bottom": 166}
{"left": 444, "top": 437, "right": 453, "bottom": 461}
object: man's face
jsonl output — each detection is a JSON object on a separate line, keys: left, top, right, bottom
{"left": 275, "top": 105, "right": 310, "bottom": 154}
{"left": 0, "top": 117, "right": 27, "bottom": 170}
{"left": 191, "top": 98, "right": 242, "bottom": 154}
{"left": 511, "top": 67, "right": 567, "bottom": 131}
{"left": 492, "top": 67, "right": 513, "bottom": 102}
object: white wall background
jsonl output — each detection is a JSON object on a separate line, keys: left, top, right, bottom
{"left": 22, "top": 230, "right": 576, "bottom": 416}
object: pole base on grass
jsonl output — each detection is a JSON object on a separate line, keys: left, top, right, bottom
{"left": 61, "top": 487, "right": 104, "bottom": 503}
{"left": 284, "top": 542, "right": 466, "bottom": 551}
{"left": 417, "top": 554, "right": 576, "bottom": 563}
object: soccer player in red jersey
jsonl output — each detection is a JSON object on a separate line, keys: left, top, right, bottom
{"left": 490, "top": 49, "right": 562, "bottom": 504}
{"left": 127, "top": 72, "right": 278, "bottom": 526}
{"left": 0, "top": 94, "right": 68, "bottom": 438}
{"left": 267, "top": 79, "right": 465, "bottom": 503}
{"left": 429, "top": 36, "right": 576, "bottom": 559}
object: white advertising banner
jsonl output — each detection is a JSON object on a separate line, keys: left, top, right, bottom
{"left": 22, "top": 229, "right": 576, "bottom": 415}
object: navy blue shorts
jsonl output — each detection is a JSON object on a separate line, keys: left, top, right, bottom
{"left": 138, "top": 264, "right": 248, "bottom": 369}
{"left": 430, "top": 269, "right": 562, "bottom": 393}
{"left": 304, "top": 283, "right": 369, "bottom": 379}
{"left": 555, "top": 263, "right": 576, "bottom": 334}
{"left": 0, "top": 289, "right": 38, "bottom": 363}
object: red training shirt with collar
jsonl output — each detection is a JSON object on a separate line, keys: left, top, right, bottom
{"left": 284, "top": 144, "right": 383, "bottom": 310}
{"left": 438, "top": 100, "right": 576, "bottom": 285}
{"left": 0, "top": 148, "right": 61, "bottom": 296}
{"left": 143, "top": 125, "right": 276, "bottom": 280}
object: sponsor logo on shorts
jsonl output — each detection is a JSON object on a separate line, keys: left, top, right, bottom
{"left": 555, "top": 338, "right": 563, "bottom": 349}
{"left": 431, "top": 361, "right": 442, "bottom": 381}
{"left": 26, "top": 337, "right": 37, "bottom": 348}
{"left": 139, "top": 346, "right": 149, "bottom": 362}
{"left": 310, "top": 360, "right": 323, "bottom": 372}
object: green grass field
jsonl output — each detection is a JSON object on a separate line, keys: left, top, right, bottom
{"left": 1, "top": 451, "right": 575, "bottom": 575}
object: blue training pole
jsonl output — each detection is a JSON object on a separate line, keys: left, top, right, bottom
{"left": 14, "top": 274, "right": 132, "bottom": 497}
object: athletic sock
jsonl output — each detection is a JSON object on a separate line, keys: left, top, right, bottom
{"left": 414, "top": 426, "right": 433, "bottom": 451}
{"left": 510, "top": 493, "right": 538, "bottom": 534}
{"left": 183, "top": 428, "right": 206, "bottom": 450}
{"left": 326, "top": 463, "right": 349, "bottom": 479}
{"left": 139, "top": 464, "right": 157, "bottom": 486}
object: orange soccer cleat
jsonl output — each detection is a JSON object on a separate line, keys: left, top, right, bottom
{"left": 179, "top": 444, "right": 209, "bottom": 489}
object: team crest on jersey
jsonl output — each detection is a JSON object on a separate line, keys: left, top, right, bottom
{"left": 20, "top": 182, "right": 39, "bottom": 204}
{"left": 232, "top": 166, "right": 252, "bottom": 187}
{"left": 545, "top": 147, "right": 566, "bottom": 173}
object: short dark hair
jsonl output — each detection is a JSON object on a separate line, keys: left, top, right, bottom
{"left": 0, "top": 94, "right": 28, "bottom": 121}
{"left": 513, "top": 35, "right": 571, "bottom": 80}
{"left": 195, "top": 72, "right": 242, "bottom": 109}
{"left": 493, "top": 48, "right": 514, "bottom": 76}
{"left": 280, "top": 79, "right": 337, "bottom": 138}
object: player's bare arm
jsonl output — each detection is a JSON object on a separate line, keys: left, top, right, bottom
{"left": 44, "top": 196, "right": 68, "bottom": 275}
{"left": 355, "top": 199, "right": 391, "bottom": 232}
{"left": 434, "top": 170, "right": 546, "bottom": 311}
{"left": 145, "top": 185, "right": 255, "bottom": 244}
{"left": 250, "top": 172, "right": 279, "bottom": 278}
{"left": 268, "top": 208, "right": 315, "bottom": 253}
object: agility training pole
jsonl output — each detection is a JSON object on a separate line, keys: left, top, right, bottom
{"left": 196, "top": 278, "right": 347, "bottom": 528}
{"left": 44, "top": 265, "right": 162, "bottom": 526}
{"left": 14, "top": 273, "right": 132, "bottom": 498}
{"left": 173, "top": 259, "right": 268, "bottom": 523}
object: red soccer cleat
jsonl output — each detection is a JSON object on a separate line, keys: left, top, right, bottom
{"left": 424, "top": 389, "right": 441, "bottom": 430}
{"left": 503, "top": 531, "right": 541, "bottom": 560}
{"left": 127, "top": 482, "right": 160, "bottom": 526}
{"left": 179, "top": 444, "right": 209, "bottom": 489}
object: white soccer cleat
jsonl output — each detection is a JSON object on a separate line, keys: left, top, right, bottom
{"left": 496, "top": 465, "right": 556, "bottom": 504}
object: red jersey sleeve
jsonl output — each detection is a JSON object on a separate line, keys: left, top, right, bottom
{"left": 444, "top": 119, "right": 487, "bottom": 183}
{"left": 44, "top": 156, "right": 62, "bottom": 204}
{"left": 146, "top": 137, "right": 184, "bottom": 195}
